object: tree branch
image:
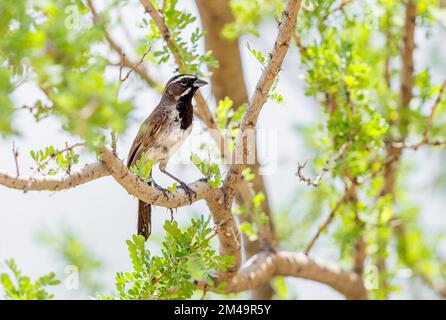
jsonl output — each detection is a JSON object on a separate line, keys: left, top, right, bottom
{"left": 0, "top": 148, "right": 214, "bottom": 209}
{"left": 206, "top": 198, "right": 242, "bottom": 280}
{"left": 399, "top": 0, "right": 416, "bottom": 136}
{"left": 99, "top": 149, "right": 214, "bottom": 208}
{"left": 198, "top": 251, "right": 367, "bottom": 300}
{"left": 195, "top": 0, "right": 249, "bottom": 108}
{"left": 207, "top": 0, "right": 302, "bottom": 289}
{"left": 0, "top": 162, "right": 108, "bottom": 191}
{"left": 195, "top": 3, "right": 277, "bottom": 296}
{"left": 373, "top": 3, "right": 418, "bottom": 297}
{"left": 381, "top": 1, "right": 418, "bottom": 197}
{"left": 224, "top": 0, "right": 302, "bottom": 199}
{"left": 194, "top": 0, "right": 282, "bottom": 298}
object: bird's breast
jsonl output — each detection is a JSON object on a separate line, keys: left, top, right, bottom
{"left": 145, "top": 114, "right": 192, "bottom": 163}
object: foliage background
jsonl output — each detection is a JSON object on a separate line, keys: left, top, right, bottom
{"left": 0, "top": 0, "right": 446, "bottom": 299}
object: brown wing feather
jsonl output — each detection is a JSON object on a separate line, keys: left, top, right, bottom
{"left": 128, "top": 107, "right": 169, "bottom": 240}
{"left": 127, "top": 108, "right": 168, "bottom": 168}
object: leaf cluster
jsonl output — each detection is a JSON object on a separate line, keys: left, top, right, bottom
{"left": 104, "top": 216, "right": 234, "bottom": 300}
{"left": 0, "top": 259, "right": 60, "bottom": 300}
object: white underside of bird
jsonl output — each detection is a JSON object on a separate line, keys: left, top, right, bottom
{"left": 144, "top": 106, "right": 192, "bottom": 165}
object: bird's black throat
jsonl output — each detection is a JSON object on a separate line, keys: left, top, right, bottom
{"left": 176, "top": 89, "right": 196, "bottom": 130}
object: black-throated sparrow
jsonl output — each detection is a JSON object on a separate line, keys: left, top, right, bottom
{"left": 127, "top": 74, "right": 208, "bottom": 239}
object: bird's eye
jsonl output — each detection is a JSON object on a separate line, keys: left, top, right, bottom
{"left": 180, "top": 79, "right": 188, "bottom": 86}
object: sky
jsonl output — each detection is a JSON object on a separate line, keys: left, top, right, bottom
{"left": 0, "top": 1, "right": 446, "bottom": 300}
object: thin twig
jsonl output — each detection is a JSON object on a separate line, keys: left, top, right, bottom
{"left": 15, "top": 104, "right": 53, "bottom": 113}
{"left": 319, "top": 0, "right": 354, "bottom": 23}
{"left": 422, "top": 80, "right": 446, "bottom": 141}
{"left": 392, "top": 80, "right": 446, "bottom": 150}
{"left": 119, "top": 48, "right": 152, "bottom": 82}
{"left": 111, "top": 131, "right": 118, "bottom": 157}
{"left": 316, "top": 0, "right": 355, "bottom": 33}
{"left": 12, "top": 142, "right": 20, "bottom": 177}
{"left": 118, "top": 53, "right": 125, "bottom": 82}
{"left": 296, "top": 138, "right": 353, "bottom": 187}
{"left": 304, "top": 184, "right": 355, "bottom": 255}
{"left": 35, "top": 142, "right": 84, "bottom": 172}
{"left": 393, "top": 139, "right": 446, "bottom": 150}
{"left": 293, "top": 33, "right": 307, "bottom": 53}
{"left": 15, "top": 104, "right": 53, "bottom": 122}
{"left": 65, "top": 142, "right": 72, "bottom": 174}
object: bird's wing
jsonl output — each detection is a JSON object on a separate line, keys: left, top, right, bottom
{"left": 127, "top": 108, "right": 169, "bottom": 168}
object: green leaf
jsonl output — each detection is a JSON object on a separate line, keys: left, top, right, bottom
{"left": 0, "top": 259, "right": 60, "bottom": 300}
{"left": 240, "top": 222, "right": 258, "bottom": 241}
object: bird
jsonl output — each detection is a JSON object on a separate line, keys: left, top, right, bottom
{"left": 126, "top": 74, "right": 208, "bottom": 240}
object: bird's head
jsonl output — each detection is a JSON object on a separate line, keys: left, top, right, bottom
{"left": 163, "top": 74, "right": 208, "bottom": 101}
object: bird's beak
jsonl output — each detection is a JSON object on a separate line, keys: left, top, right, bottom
{"left": 193, "top": 78, "right": 208, "bottom": 88}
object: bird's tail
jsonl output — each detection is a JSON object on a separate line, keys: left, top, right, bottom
{"left": 138, "top": 198, "right": 151, "bottom": 240}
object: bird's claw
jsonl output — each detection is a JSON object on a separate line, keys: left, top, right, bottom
{"left": 151, "top": 181, "right": 170, "bottom": 200}
{"left": 160, "top": 187, "right": 171, "bottom": 200}
{"left": 179, "top": 183, "right": 196, "bottom": 204}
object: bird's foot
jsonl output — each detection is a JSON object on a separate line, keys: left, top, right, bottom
{"left": 178, "top": 182, "right": 196, "bottom": 204}
{"left": 150, "top": 180, "right": 170, "bottom": 200}
{"left": 199, "top": 177, "right": 209, "bottom": 183}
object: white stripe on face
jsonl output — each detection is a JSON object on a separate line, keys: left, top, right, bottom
{"left": 168, "top": 75, "right": 196, "bottom": 86}
{"left": 179, "top": 87, "right": 192, "bottom": 97}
